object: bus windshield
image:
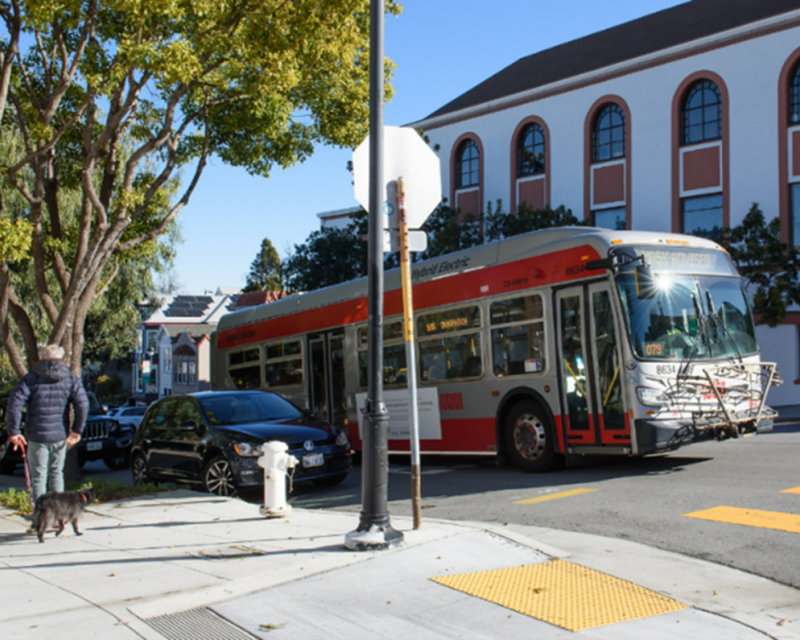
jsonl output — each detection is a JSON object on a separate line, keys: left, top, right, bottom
{"left": 616, "top": 272, "right": 758, "bottom": 361}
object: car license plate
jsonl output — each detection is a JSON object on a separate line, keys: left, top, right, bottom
{"left": 303, "top": 453, "right": 324, "bottom": 468}
{"left": 86, "top": 441, "right": 102, "bottom": 451}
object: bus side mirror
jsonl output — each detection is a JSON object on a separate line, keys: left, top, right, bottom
{"left": 634, "top": 262, "right": 657, "bottom": 299}
{"left": 585, "top": 258, "right": 614, "bottom": 271}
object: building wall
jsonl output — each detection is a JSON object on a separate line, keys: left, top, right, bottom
{"left": 426, "top": 26, "right": 800, "bottom": 229}
{"left": 422, "top": 24, "right": 800, "bottom": 406}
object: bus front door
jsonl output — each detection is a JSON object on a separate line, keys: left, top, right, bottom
{"left": 557, "top": 284, "right": 629, "bottom": 449}
{"left": 308, "top": 331, "right": 347, "bottom": 428}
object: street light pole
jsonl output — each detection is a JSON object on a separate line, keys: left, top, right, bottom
{"left": 345, "top": 0, "right": 403, "bottom": 551}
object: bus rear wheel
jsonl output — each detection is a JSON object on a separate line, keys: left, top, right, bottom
{"left": 505, "top": 400, "right": 557, "bottom": 473}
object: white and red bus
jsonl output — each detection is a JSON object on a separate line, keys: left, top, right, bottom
{"left": 210, "top": 227, "right": 778, "bottom": 472}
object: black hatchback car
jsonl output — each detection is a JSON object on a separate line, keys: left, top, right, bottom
{"left": 130, "top": 390, "right": 352, "bottom": 496}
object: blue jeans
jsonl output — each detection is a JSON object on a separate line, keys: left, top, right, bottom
{"left": 27, "top": 440, "right": 67, "bottom": 503}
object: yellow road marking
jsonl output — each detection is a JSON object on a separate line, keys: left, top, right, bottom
{"left": 682, "top": 506, "right": 800, "bottom": 534}
{"left": 431, "top": 560, "right": 687, "bottom": 631}
{"left": 515, "top": 488, "right": 598, "bottom": 505}
{"left": 780, "top": 486, "right": 800, "bottom": 494}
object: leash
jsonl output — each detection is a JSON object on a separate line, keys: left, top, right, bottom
{"left": 18, "top": 442, "right": 34, "bottom": 510}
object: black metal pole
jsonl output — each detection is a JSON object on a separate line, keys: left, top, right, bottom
{"left": 345, "top": 0, "right": 403, "bottom": 550}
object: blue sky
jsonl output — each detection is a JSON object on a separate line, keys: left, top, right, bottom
{"left": 174, "top": 0, "right": 684, "bottom": 293}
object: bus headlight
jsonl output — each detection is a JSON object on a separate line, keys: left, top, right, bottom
{"left": 636, "top": 386, "right": 670, "bottom": 407}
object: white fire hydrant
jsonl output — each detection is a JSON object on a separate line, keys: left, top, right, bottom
{"left": 257, "top": 441, "right": 298, "bottom": 519}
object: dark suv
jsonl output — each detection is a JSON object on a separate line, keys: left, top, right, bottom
{"left": 0, "top": 393, "right": 134, "bottom": 473}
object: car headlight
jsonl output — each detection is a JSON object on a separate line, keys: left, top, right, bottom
{"left": 636, "top": 386, "right": 670, "bottom": 407}
{"left": 234, "top": 442, "right": 260, "bottom": 456}
{"left": 335, "top": 429, "right": 349, "bottom": 447}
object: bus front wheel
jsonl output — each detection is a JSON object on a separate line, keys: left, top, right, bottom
{"left": 505, "top": 400, "right": 557, "bottom": 473}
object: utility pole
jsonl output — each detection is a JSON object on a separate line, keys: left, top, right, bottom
{"left": 345, "top": 0, "right": 404, "bottom": 551}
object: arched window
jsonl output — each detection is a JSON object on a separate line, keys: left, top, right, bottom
{"left": 791, "top": 63, "right": 800, "bottom": 125}
{"left": 517, "top": 123, "right": 545, "bottom": 176}
{"left": 592, "top": 104, "right": 625, "bottom": 162}
{"left": 456, "top": 139, "right": 480, "bottom": 188}
{"left": 682, "top": 80, "right": 722, "bottom": 144}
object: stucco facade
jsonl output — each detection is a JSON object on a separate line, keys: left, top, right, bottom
{"left": 410, "top": 1, "right": 800, "bottom": 405}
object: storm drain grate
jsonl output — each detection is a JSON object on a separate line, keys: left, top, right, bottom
{"left": 143, "top": 607, "right": 257, "bottom": 640}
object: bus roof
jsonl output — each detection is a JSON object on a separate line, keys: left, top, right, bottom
{"left": 217, "top": 227, "right": 724, "bottom": 335}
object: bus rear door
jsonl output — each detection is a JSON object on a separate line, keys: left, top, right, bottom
{"left": 556, "top": 283, "right": 630, "bottom": 452}
{"left": 308, "top": 331, "right": 347, "bottom": 428}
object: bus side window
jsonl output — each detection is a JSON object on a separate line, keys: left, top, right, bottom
{"left": 490, "top": 295, "right": 546, "bottom": 377}
{"left": 417, "top": 306, "right": 482, "bottom": 384}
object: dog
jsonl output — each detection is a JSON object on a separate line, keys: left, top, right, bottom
{"left": 33, "top": 487, "right": 96, "bottom": 543}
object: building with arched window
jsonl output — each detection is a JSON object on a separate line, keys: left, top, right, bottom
{"left": 410, "top": 0, "right": 800, "bottom": 406}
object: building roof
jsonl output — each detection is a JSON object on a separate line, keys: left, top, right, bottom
{"left": 156, "top": 324, "right": 216, "bottom": 339}
{"left": 417, "top": 0, "right": 800, "bottom": 126}
{"left": 144, "top": 294, "right": 237, "bottom": 326}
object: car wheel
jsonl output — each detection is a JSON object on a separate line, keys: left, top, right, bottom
{"left": 312, "top": 472, "right": 348, "bottom": 487}
{"left": 203, "top": 455, "right": 237, "bottom": 497}
{"left": 505, "top": 400, "right": 559, "bottom": 473}
{"left": 131, "top": 453, "right": 149, "bottom": 485}
{"left": 104, "top": 450, "right": 130, "bottom": 471}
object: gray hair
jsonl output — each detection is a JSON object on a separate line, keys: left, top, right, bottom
{"left": 39, "top": 344, "right": 65, "bottom": 360}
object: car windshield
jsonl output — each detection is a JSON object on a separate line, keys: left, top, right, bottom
{"left": 616, "top": 272, "right": 758, "bottom": 360}
{"left": 199, "top": 393, "right": 302, "bottom": 425}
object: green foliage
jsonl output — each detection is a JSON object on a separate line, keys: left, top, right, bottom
{"left": 420, "top": 201, "right": 484, "bottom": 259}
{"left": 721, "top": 204, "right": 800, "bottom": 327}
{"left": 485, "top": 201, "right": 584, "bottom": 241}
{"left": 96, "top": 373, "right": 130, "bottom": 405}
{"left": 243, "top": 238, "right": 283, "bottom": 292}
{"left": 283, "top": 223, "right": 367, "bottom": 292}
{"left": 0, "top": 0, "right": 400, "bottom": 374}
{"left": 66, "top": 477, "right": 168, "bottom": 503}
{"left": 0, "top": 487, "right": 33, "bottom": 514}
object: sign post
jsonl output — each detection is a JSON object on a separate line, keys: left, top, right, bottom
{"left": 397, "top": 176, "right": 422, "bottom": 529}
{"left": 345, "top": 0, "right": 404, "bottom": 552}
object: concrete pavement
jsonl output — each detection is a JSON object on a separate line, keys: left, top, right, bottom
{"left": 1, "top": 471, "right": 799, "bottom": 640}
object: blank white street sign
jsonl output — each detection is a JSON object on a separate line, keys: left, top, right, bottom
{"left": 353, "top": 126, "right": 442, "bottom": 231}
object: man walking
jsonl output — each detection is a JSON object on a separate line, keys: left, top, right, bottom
{"left": 6, "top": 344, "right": 89, "bottom": 503}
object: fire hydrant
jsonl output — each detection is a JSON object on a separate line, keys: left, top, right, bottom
{"left": 257, "top": 441, "right": 298, "bottom": 519}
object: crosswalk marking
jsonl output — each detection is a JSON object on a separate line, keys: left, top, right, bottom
{"left": 514, "top": 488, "right": 598, "bottom": 505}
{"left": 682, "top": 506, "right": 800, "bottom": 534}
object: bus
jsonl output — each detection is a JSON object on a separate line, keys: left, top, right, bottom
{"left": 210, "top": 227, "right": 780, "bottom": 472}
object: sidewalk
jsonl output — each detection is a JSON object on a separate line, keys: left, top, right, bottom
{"left": 1, "top": 475, "right": 799, "bottom": 639}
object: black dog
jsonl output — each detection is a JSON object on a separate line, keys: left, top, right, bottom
{"left": 33, "top": 487, "right": 96, "bottom": 543}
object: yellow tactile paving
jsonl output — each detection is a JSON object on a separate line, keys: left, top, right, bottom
{"left": 682, "top": 506, "right": 800, "bottom": 533}
{"left": 780, "top": 486, "right": 800, "bottom": 494}
{"left": 430, "top": 559, "right": 687, "bottom": 631}
{"left": 514, "top": 488, "right": 598, "bottom": 505}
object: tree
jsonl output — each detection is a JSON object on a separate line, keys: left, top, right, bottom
{"left": 283, "top": 222, "right": 367, "bottom": 292}
{"left": 722, "top": 204, "right": 800, "bottom": 327}
{"left": 243, "top": 238, "right": 282, "bottom": 292}
{"left": 420, "top": 201, "right": 484, "bottom": 259}
{"left": 485, "top": 201, "right": 583, "bottom": 241}
{"left": 0, "top": 0, "right": 400, "bottom": 377}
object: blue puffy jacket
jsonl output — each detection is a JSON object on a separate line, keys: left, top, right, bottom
{"left": 6, "top": 359, "right": 89, "bottom": 443}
